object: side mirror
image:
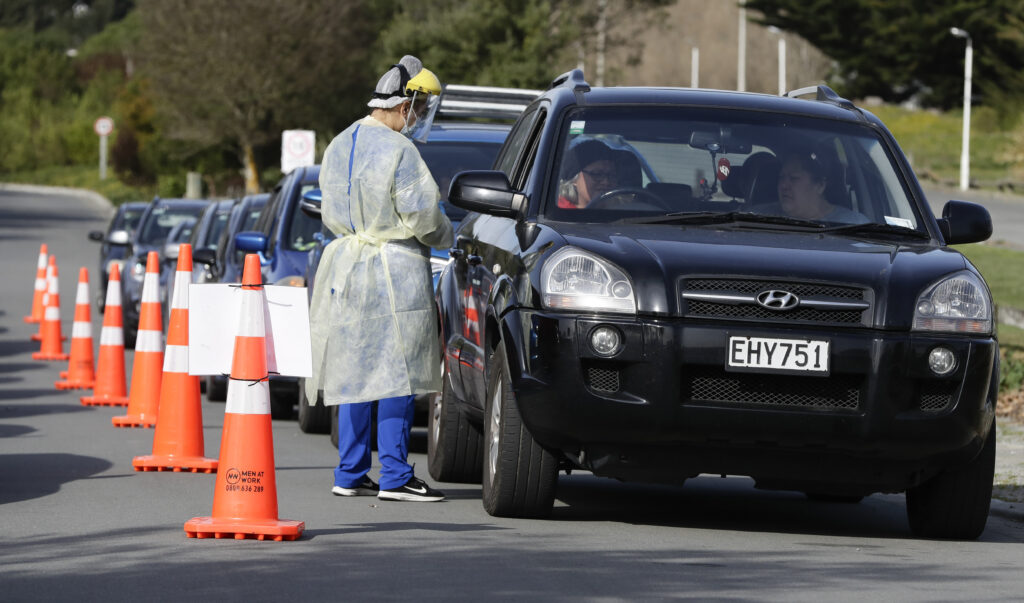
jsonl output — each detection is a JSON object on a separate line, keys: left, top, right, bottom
{"left": 449, "top": 170, "right": 527, "bottom": 220}
{"left": 107, "top": 230, "right": 130, "bottom": 245}
{"left": 88, "top": 230, "right": 104, "bottom": 242}
{"left": 193, "top": 248, "right": 217, "bottom": 266}
{"left": 300, "top": 188, "right": 322, "bottom": 219}
{"left": 938, "top": 200, "right": 992, "bottom": 245}
{"left": 163, "top": 242, "right": 180, "bottom": 260}
{"left": 235, "top": 231, "right": 268, "bottom": 253}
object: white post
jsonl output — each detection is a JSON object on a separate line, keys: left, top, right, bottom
{"left": 960, "top": 38, "right": 973, "bottom": 191}
{"left": 691, "top": 47, "right": 700, "bottom": 88}
{"left": 778, "top": 36, "right": 787, "bottom": 96}
{"left": 737, "top": 1, "right": 746, "bottom": 91}
{"left": 98, "top": 134, "right": 107, "bottom": 181}
{"left": 595, "top": 0, "right": 607, "bottom": 87}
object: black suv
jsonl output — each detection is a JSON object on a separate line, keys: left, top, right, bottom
{"left": 431, "top": 70, "right": 998, "bottom": 539}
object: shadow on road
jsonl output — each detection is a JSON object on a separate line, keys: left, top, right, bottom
{"left": 0, "top": 400, "right": 93, "bottom": 417}
{"left": 0, "top": 424, "right": 35, "bottom": 438}
{"left": 0, "top": 453, "right": 112, "bottom": 504}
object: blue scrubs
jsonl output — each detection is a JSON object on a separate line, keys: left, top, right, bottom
{"left": 334, "top": 395, "right": 415, "bottom": 490}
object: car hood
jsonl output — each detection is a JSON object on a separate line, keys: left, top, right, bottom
{"left": 551, "top": 223, "right": 970, "bottom": 327}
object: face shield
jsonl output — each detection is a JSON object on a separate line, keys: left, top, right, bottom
{"left": 400, "top": 67, "right": 442, "bottom": 143}
{"left": 402, "top": 91, "right": 440, "bottom": 143}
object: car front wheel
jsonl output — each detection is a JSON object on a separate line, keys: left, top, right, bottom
{"left": 905, "top": 419, "right": 995, "bottom": 540}
{"left": 481, "top": 344, "right": 557, "bottom": 518}
{"left": 428, "top": 360, "right": 482, "bottom": 483}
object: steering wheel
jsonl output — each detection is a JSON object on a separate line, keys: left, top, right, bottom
{"left": 585, "top": 187, "right": 668, "bottom": 211}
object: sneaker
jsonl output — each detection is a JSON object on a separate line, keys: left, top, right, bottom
{"left": 378, "top": 476, "right": 445, "bottom": 502}
{"left": 332, "top": 476, "right": 379, "bottom": 497}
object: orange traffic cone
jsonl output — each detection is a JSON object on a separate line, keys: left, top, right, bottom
{"left": 56, "top": 267, "right": 96, "bottom": 390}
{"left": 184, "top": 254, "right": 304, "bottom": 541}
{"left": 112, "top": 252, "right": 163, "bottom": 427}
{"left": 82, "top": 265, "right": 129, "bottom": 406}
{"left": 134, "top": 245, "right": 217, "bottom": 473}
{"left": 24, "top": 243, "right": 48, "bottom": 323}
{"left": 32, "top": 258, "right": 69, "bottom": 361}
{"left": 32, "top": 256, "right": 66, "bottom": 343}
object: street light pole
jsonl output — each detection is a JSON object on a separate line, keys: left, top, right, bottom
{"left": 950, "top": 27, "right": 972, "bottom": 191}
{"left": 737, "top": 0, "right": 746, "bottom": 91}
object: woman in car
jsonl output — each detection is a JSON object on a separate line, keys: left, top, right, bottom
{"left": 557, "top": 139, "right": 622, "bottom": 209}
{"left": 772, "top": 149, "right": 869, "bottom": 223}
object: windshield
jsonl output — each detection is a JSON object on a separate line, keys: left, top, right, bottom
{"left": 138, "top": 204, "right": 206, "bottom": 244}
{"left": 418, "top": 140, "right": 503, "bottom": 222}
{"left": 545, "top": 107, "right": 923, "bottom": 233}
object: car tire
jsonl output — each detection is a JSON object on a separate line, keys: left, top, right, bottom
{"left": 481, "top": 344, "right": 558, "bottom": 518}
{"left": 205, "top": 375, "right": 227, "bottom": 402}
{"left": 297, "top": 379, "right": 332, "bottom": 434}
{"left": 427, "top": 362, "right": 483, "bottom": 484}
{"left": 906, "top": 420, "right": 995, "bottom": 540}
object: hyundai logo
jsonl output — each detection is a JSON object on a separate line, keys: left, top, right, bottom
{"left": 756, "top": 289, "right": 800, "bottom": 311}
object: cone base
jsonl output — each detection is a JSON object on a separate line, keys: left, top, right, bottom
{"left": 56, "top": 379, "right": 95, "bottom": 390}
{"left": 31, "top": 334, "right": 66, "bottom": 342}
{"left": 184, "top": 517, "right": 304, "bottom": 541}
{"left": 112, "top": 414, "right": 156, "bottom": 428}
{"left": 133, "top": 455, "right": 218, "bottom": 473}
{"left": 33, "top": 352, "right": 69, "bottom": 361}
{"left": 24, "top": 315, "right": 40, "bottom": 324}
{"left": 81, "top": 395, "right": 128, "bottom": 406}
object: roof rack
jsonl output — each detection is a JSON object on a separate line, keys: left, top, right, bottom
{"left": 785, "top": 84, "right": 856, "bottom": 111}
{"left": 438, "top": 84, "right": 542, "bottom": 120}
{"left": 549, "top": 69, "right": 591, "bottom": 93}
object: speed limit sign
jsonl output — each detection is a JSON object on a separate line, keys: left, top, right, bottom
{"left": 94, "top": 116, "right": 114, "bottom": 137}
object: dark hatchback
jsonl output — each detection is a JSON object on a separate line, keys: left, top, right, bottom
{"left": 432, "top": 71, "right": 999, "bottom": 539}
{"left": 88, "top": 201, "right": 147, "bottom": 312}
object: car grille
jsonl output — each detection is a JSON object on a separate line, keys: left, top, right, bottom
{"left": 681, "top": 278, "right": 870, "bottom": 326}
{"left": 918, "top": 380, "right": 955, "bottom": 412}
{"left": 685, "top": 367, "right": 861, "bottom": 411}
{"left": 586, "top": 366, "right": 621, "bottom": 394}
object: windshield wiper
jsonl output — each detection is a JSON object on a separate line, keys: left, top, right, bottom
{"left": 620, "top": 211, "right": 824, "bottom": 228}
{"left": 819, "top": 221, "right": 930, "bottom": 240}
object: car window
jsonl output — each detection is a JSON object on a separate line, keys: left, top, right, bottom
{"left": 138, "top": 205, "right": 205, "bottom": 244}
{"left": 418, "top": 141, "right": 504, "bottom": 221}
{"left": 203, "top": 210, "right": 231, "bottom": 250}
{"left": 285, "top": 183, "right": 321, "bottom": 251}
{"left": 496, "top": 105, "right": 540, "bottom": 178}
{"left": 113, "top": 207, "right": 145, "bottom": 233}
{"left": 545, "top": 106, "right": 922, "bottom": 231}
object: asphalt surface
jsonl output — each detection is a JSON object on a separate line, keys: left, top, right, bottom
{"left": 2, "top": 186, "right": 1024, "bottom": 602}
{"left": 923, "top": 183, "right": 1024, "bottom": 250}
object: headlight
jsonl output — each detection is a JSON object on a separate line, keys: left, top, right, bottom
{"left": 130, "top": 259, "right": 146, "bottom": 281}
{"left": 541, "top": 246, "right": 635, "bottom": 314}
{"left": 912, "top": 270, "right": 992, "bottom": 334}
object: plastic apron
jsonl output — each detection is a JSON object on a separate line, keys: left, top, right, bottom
{"left": 308, "top": 116, "right": 453, "bottom": 405}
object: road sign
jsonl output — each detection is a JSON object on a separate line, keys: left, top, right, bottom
{"left": 281, "top": 130, "right": 315, "bottom": 174}
{"left": 94, "top": 116, "right": 114, "bottom": 137}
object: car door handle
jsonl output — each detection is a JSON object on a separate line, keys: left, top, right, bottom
{"left": 467, "top": 254, "right": 482, "bottom": 266}
{"left": 449, "top": 248, "right": 465, "bottom": 259}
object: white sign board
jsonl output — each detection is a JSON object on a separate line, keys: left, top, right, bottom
{"left": 281, "top": 129, "right": 315, "bottom": 174}
{"left": 94, "top": 116, "right": 114, "bottom": 136}
{"left": 187, "top": 283, "right": 312, "bottom": 378}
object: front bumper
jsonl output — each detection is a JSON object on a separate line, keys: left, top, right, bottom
{"left": 505, "top": 311, "right": 997, "bottom": 494}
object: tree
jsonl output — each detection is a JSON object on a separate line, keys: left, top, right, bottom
{"left": 745, "top": 0, "right": 1024, "bottom": 111}
{"left": 376, "top": 0, "right": 672, "bottom": 90}
{"left": 135, "top": 0, "right": 383, "bottom": 193}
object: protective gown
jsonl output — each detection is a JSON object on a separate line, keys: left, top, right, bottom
{"left": 308, "top": 116, "right": 453, "bottom": 405}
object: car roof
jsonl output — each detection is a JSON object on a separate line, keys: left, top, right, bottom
{"left": 150, "top": 198, "right": 212, "bottom": 209}
{"left": 427, "top": 121, "right": 512, "bottom": 144}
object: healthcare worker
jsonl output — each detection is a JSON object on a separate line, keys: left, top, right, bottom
{"left": 308, "top": 55, "right": 451, "bottom": 502}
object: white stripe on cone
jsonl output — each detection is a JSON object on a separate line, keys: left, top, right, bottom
{"left": 45, "top": 306, "right": 60, "bottom": 320}
{"left": 163, "top": 344, "right": 188, "bottom": 373}
{"left": 105, "top": 280, "right": 122, "bottom": 307}
{"left": 37, "top": 253, "right": 46, "bottom": 269}
{"left": 225, "top": 380, "right": 271, "bottom": 415}
{"left": 171, "top": 270, "right": 190, "bottom": 310}
{"left": 235, "top": 290, "right": 265, "bottom": 338}
{"left": 75, "top": 282, "right": 89, "bottom": 305}
{"left": 34, "top": 278, "right": 45, "bottom": 291}
{"left": 135, "top": 329, "right": 163, "bottom": 353}
{"left": 100, "top": 326, "right": 123, "bottom": 346}
{"left": 141, "top": 273, "right": 160, "bottom": 302}
{"left": 72, "top": 321, "right": 91, "bottom": 338}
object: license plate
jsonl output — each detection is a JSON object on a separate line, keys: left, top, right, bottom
{"left": 727, "top": 336, "right": 830, "bottom": 375}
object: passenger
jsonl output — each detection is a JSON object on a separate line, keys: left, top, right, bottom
{"left": 769, "top": 149, "right": 869, "bottom": 223}
{"left": 558, "top": 139, "right": 621, "bottom": 209}
{"left": 308, "top": 55, "right": 450, "bottom": 503}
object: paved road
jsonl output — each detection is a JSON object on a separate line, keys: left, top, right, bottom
{"left": 2, "top": 189, "right": 1024, "bottom": 602}
{"left": 923, "top": 184, "right": 1024, "bottom": 250}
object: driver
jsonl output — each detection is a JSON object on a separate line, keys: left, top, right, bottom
{"left": 557, "top": 139, "right": 621, "bottom": 209}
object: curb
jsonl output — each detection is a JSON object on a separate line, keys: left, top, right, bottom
{"left": 990, "top": 497, "right": 1024, "bottom": 523}
{"left": 0, "top": 182, "right": 114, "bottom": 215}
